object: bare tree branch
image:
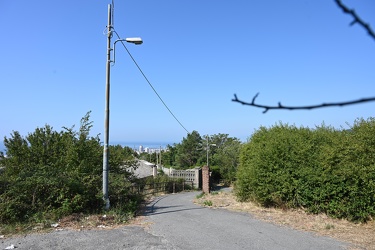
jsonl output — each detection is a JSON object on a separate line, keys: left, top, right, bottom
{"left": 335, "top": 0, "right": 375, "bottom": 41}
{"left": 232, "top": 93, "right": 375, "bottom": 113}
{"left": 232, "top": 1, "right": 375, "bottom": 113}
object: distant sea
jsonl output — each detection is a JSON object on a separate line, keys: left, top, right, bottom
{"left": 0, "top": 141, "right": 176, "bottom": 154}
{"left": 112, "top": 142, "right": 176, "bottom": 150}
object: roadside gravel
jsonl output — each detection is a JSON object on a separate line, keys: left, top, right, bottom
{"left": 0, "top": 226, "right": 173, "bottom": 250}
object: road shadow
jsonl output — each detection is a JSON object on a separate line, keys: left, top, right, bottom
{"left": 143, "top": 195, "right": 204, "bottom": 216}
{"left": 211, "top": 185, "right": 233, "bottom": 193}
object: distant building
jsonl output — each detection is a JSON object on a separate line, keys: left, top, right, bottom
{"left": 128, "top": 160, "right": 157, "bottom": 179}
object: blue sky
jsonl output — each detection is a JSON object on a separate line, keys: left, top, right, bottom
{"left": 1, "top": 0, "right": 374, "bottom": 147}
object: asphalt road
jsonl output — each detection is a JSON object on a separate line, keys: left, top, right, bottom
{"left": 144, "top": 191, "right": 348, "bottom": 250}
{"left": 0, "top": 191, "right": 349, "bottom": 250}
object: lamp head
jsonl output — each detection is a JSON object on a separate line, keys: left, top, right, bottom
{"left": 125, "top": 37, "right": 143, "bottom": 45}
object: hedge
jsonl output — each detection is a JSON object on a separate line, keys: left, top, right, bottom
{"left": 236, "top": 118, "right": 375, "bottom": 222}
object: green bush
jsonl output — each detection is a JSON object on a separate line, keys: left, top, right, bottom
{"left": 236, "top": 118, "right": 375, "bottom": 222}
{"left": 0, "top": 112, "right": 141, "bottom": 224}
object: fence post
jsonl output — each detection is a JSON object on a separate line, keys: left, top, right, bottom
{"left": 173, "top": 182, "right": 176, "bottom": 194}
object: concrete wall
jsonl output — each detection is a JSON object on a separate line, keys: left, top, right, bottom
{"left": 158, "top": 165, "right": 201, "bottom": 189}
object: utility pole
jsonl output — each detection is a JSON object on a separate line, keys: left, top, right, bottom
{"left": 206, "top": 134, "right": 216, "bottom": 167}
{"left": 103, "top": 3, "right": 112, "bottom": 210}
{"left": 160, "top": 145, "right": 162, "bottom": 165}
{"left": 102, "top": 1, "right": 142, "bottom": 210}
{"left": 206, "top": 135, "right": 209, "bottom": 167}
{"left": 156, "top": 150, "right": 159, "bottom": 165}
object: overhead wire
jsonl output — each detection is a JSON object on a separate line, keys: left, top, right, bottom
{"left": 112, "top": 29, "right": 190, "bottom": 134}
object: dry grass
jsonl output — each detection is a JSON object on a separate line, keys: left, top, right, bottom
{"left": 0, "top": 213, "right": 142, "bottom": 237}
{"left": 195, "top": 191, "right": 375, "bottom": 250}
{"left": 57, "top": 213, "right": 122, "bottom": 230}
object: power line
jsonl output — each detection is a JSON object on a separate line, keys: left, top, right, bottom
{"left": 113, "top": 30, "right": 190, "bottom": 134}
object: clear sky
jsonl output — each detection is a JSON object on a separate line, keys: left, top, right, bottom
{"left": 1, "top": 0, "right": 374, "bottom": 146}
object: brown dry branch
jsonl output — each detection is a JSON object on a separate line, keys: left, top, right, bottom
{"left": 335, "top": 0, "right": 375, "bottom": 40}
{"left": 232, "top": 93, "right": 375, "bottom": 113}
{"left": 233, "top": 1, "right": 375, "bottom": 113}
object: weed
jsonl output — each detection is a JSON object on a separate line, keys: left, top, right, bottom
{"left": 203, "top": 200, "right": 213, "bottom": 206}
{"left": 196, "top": 192, "right": 205, "bottom": 199}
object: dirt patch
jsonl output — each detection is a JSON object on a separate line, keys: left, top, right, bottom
{"left": 194, "top": 191, "right": 375, "bottom": 250}
{"left": 57, "top": 213, "right": 118, "bottom": 230}
{"left": 0, "top": 196, "right": 158, "bottom": 238}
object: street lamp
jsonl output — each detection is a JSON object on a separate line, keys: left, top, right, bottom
{"left": 206, "top": 135, "right": 216, "bottom": 167}
{"left": 103, "top": 3, "right": 142, "bottom": 210}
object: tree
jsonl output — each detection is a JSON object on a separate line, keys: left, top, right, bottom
{"left": 109, "top": 145, "right": 137, "bottom": 171}
{"left": 161, "top": 144, "right": 178, "bottom": 167}
{"left": 212, "top": 135, "right": 242, "bottom": 185}
{"left": 175, "top": 131, "right": 202, "bottom": 169}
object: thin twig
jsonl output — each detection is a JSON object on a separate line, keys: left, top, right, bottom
{"left": 232, "top": 1, "right": 375, "bottom": 113}
{"left": 335, "top": 0, "right": 375, "bottom": 41}
{"left": 232, "top": 93, "right": 375, "bottom": 113}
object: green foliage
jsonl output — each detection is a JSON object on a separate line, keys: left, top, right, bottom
{"left": 211, "top": 135, "right": 242, "bottom": 185}
{"left": 138, "top": 152, "right": 151, "bottom": 162}
{"left": 209, "top": 165, "right": 221, "bottom": 184}
{"left": 0, "top": 112, "right": 140, "bottom": 224}
{"left": 175, "top": 131, "right": 202, "bottom": 169}
{"left": 132, "top": 175, "right": 188, "bottom": 195}
{"left": 161, "top": 144, "right": 178, "bottom": 167}
{"left": 195, "top": 192, "right": 205, "bottom": 199}
{"left": 236, "top": 119, "right": 375, "bottom": 222}
{"left": 109, "top": 145, "right": 136, "bottom": 168}
{"left": 203, "top": 200, "right": 213, "bottom": 206}
{"left": 161, "top": 133, "right": 242, "bottom": 182}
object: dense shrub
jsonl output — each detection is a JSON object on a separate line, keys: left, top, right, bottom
{"left": 236, "top": 118, "right": 375, "bottom": 222}
{"left": 0, "top": 112, "right": 140, "bottom": 224}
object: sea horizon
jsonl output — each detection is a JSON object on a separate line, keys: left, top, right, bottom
{"left": 111, "top": 141, "right": 176, "bottom": 150}
{"left": 0, "top": 141, "right": 176, "bottom": 153}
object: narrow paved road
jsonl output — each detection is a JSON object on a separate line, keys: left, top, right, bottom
{"left": 0, "top": 191, "right": 349, "bottom": 249}
{"left": 144, "top": 191, "right": 348, "bottom": 250}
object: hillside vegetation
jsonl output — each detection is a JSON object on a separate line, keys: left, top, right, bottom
{"left": 1, "top": 113, "right": 374, "bottom": 226}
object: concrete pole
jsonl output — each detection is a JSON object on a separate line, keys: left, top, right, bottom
{"left": 103, "top": 3, "right": 112, "bottom": 210}
{"left": 206, "top": 134, "right": 209, "bottom": 167}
